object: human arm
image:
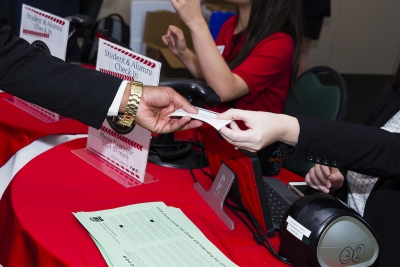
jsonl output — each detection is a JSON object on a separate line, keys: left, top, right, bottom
{"left": 169, "top": 0, "right": 249, "bottom": 102}
{"left": 0, "top": 8, "right": 121, "bottom": 127}
{"left": 0, "top": 8, "right": 201, "bottom": 133}
{"left": 218, "top": 109, "right": 400, "bottom": 177}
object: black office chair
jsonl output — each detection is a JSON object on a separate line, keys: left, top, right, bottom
{"left": 282, "top": 66, "right": 348, "bottom": 177}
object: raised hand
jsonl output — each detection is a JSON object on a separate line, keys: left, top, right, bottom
{"left": 162, "top": 25, "right": 189, "bottom": 59}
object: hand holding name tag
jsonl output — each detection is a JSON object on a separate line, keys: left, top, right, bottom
{"left": 169, "top": 107, "right": 232, "bottom": 130}
{"left": 135, "top": 86, "right": 204, "bottom": 133}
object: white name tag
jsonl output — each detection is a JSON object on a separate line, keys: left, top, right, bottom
{"left": 217, "top": 45, "right": 225, "bottom": 55}
{"left": 87, "top": 120, "right": 151, "bottom": 183}
{"left": 169, "top": 107, "right": 231, "bottom": 130}
{"left": 286, "top": 215, "right": 311, "bottom": 241}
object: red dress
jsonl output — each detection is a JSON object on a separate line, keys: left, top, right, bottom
{"left": 213, "top": 15, "right": 294, "bottom": 114}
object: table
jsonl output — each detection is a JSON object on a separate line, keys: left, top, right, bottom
{"left": 0, "top": 93, "right": 88, "bottom": 197}
{"left": 0, "top": 138, "right": 303, "bottom": 267}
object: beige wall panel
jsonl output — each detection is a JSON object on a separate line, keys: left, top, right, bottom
{"left": 309, "top": 0, "right": 400, "bottom": 74}
{"left": 97, "top": 0, "right": 131, "bottom": 22}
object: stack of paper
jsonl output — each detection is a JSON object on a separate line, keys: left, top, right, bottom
{"left": 74, "top": 202, "right": 238, "bottom": 267}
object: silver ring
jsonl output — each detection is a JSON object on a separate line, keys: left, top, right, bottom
{"left": 234, "top": 146, "right": 239, "bottom": 150}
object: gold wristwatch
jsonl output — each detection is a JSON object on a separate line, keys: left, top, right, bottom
{"left": 118, "top": 81, "right": 143, "bottom": 127}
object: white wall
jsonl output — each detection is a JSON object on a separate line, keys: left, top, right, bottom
{"left": 308, "top": 0, "right": 400, "bottom": 75}
{"left": 99, "top": 0, "right": 400, "bottom": 75}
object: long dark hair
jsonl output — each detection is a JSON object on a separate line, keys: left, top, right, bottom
{"left": 227, "top": 0, "right": 303, "bottom": 89}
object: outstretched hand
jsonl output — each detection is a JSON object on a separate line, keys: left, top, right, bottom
{"left": 217, "top": 109, "right": 300, "bottom": 152}
{"left": 135, "top": 86, "right": 202, "bottom": 134}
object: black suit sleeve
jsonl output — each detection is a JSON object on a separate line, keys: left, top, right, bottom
{"left": 0, "top": 8, "right": 123, "bottom": 128}
{"left": 290, "top": 115, "right": 400, "bottom": 177}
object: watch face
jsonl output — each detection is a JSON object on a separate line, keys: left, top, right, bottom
{"left": 107, "top": 115, "right": 135, "bottom": 135}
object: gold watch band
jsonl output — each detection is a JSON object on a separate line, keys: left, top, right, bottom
{"left": 118, "top": 81, "right": 143, "bottom": 127}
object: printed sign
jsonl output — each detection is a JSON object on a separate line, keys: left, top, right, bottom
{"left": 87, "top": 39, "right": 161, "bottom": 183}
{"left": 96, "top": 39, "right": 161, "bottom": 85}
{"left": 20, "top": 4, "right": 69, "bottom": 60}
{"left": 16, "top": 4, "right": 70, "bottom": 122}
{"left": 86, "top": 120, "right": 151, "bottom": 183}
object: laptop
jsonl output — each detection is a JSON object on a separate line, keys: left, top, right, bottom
{"left": 201, "top": 125, "right": 299, "bottom": 237}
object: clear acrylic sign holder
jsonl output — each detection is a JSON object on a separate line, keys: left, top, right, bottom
{"left": 4, "top": 96, "right": 68, "bottom": 123}
{"left": 72, "top": 148, "right": 158, "bottom": 188}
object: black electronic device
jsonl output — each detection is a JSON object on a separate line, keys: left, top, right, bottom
{"left": 287, "top": 181, "right": 320, "bottom": 197}
{"left": 279, "top": 193, "right": 379, "bottom": 267}
{"left": 148, "top": 78, "right": 220, "bottom": 169}
{"left": 201, "top": 124, "right": 379, "bottom": 267}
{"left": 263, "top": 177, "right": 300, "bottom": 229}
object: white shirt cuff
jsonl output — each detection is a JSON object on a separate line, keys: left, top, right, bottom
{"left": 107, "top": 80, "right": 129, "bottom": 116}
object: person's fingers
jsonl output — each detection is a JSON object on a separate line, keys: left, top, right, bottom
{"left": 229, "top": 120, "right": 241, "bottom": 131}
{"left": 169, "top": 117, "right": 202, "bottom": 132}
{"left": 165, "top": 35, "right": 175, "bottom": 48}
{"left": 181, "top": 119, "right": 203, "bottom": 130}
{"left": 168, "top": 25, "right": 183, "bottom": 38}
{"left": 219, "top": 126, "right": 254, "bottom": 143}
{"left": 313, "top": 165, "right": 330, "bottom": 189}
{"left": 217, "top": 109, "right": 252, "bottom": 121}
{"left": 164, "top": 87, "right": 198, "bottom": 114}
{"left": 175, "top": 116, "right": 193, "bottom": 129}
{"left": 217, "top": 130, "right": 259, "bottom": 152}
{"left": 161, "top": 35, "right": 169, "bottom": 46}
{"left": 327, "top": 168, "right": 344, "bottom": 187}
{"left": 320, "top": 165, "right": 332, "bottom": 176}
{"left": 159, "top": 116, "right": 191, "bottom": 133}
{"left": 306, "top": 166, "right": 329, "bottom": 193}
{"left": 305, "top": 168, "right": 318, "bottom": 189}
{"left": 305, "top": 172, "right": 318, "bottom": 190}
{"left": 169, "top": 25, "right": 178, "bottom": 32}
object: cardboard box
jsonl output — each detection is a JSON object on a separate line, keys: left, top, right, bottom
{"left": 203, "top": 0, "right": 237, "bottom": 11}
{"left": 130, "top": 1, "right": 175, "bottom": 54}
{"left": 143, "top": 11, "right": 193, "bottom": 78}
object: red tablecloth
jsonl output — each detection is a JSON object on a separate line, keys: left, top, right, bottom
{"left": 0, "top": 138, "right": 303, "bottom": 267}
{"left": 0, "top": 92, "right": 88, "bottom": 167}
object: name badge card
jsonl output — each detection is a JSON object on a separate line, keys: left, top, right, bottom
{"left": 13, "top": 4, "right": 70, "bottom": 122}
{"left": 87, "top": 39, "right": 161, "bottom": 184}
